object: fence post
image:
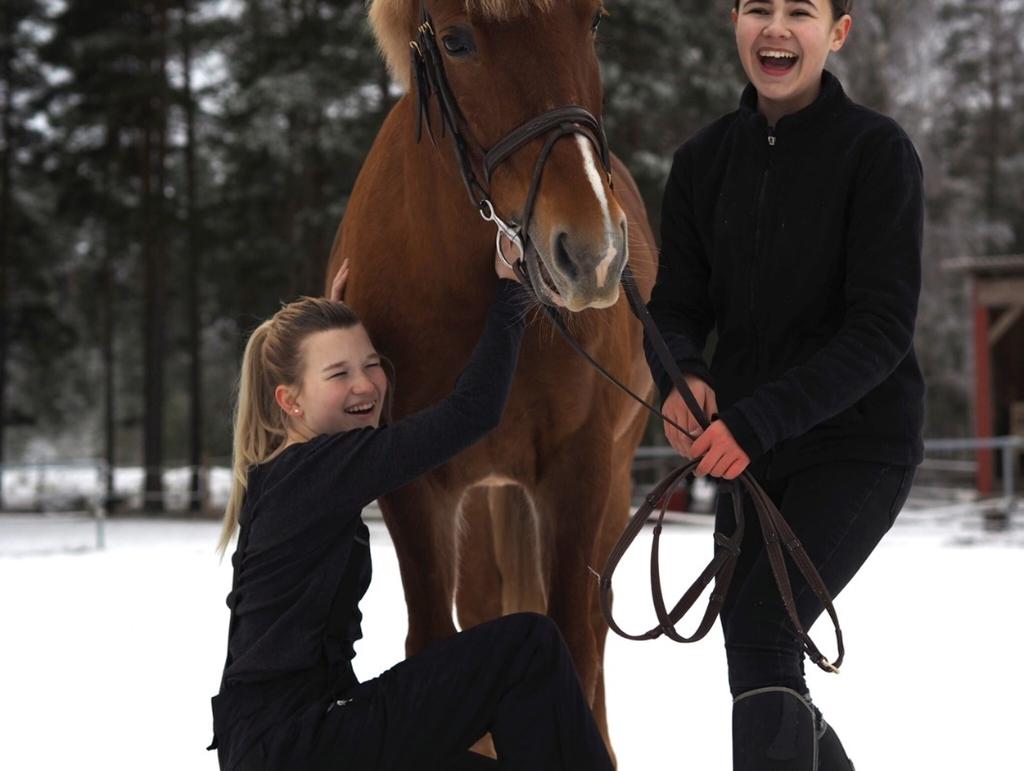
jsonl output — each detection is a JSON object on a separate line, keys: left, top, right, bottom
{"left": 95, "top": 461, "right": 107, "bottom": 550}
{"left": 1002, "top": 440, "right": 1019, "bottom": 518}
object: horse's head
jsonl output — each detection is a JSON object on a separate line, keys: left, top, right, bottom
{"left": 371, "top": 0, "right": 627, "bottom": 311}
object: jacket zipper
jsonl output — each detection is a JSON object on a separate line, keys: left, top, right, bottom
{"left": 750, "top": 127, "right": 775, "bottom": 374}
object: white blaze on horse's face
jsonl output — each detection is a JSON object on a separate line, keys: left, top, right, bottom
{"left": 508, "top": 107, "right": 627, "bottom": 307}
{"left": 519, "top": 127, "right": 629, "bottom": 311}
{"left": 571, "top": 135, "right": 625, "bottom": 304}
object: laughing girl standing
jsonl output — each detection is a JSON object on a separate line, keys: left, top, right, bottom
{"left": 646, "top": 1, "right": 924, "bottom": 768}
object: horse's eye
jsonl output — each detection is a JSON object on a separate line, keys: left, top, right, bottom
{"left": 591, "top": 9, "right": 606, "bottom": 34}
{"left": 441, "top": 30, "right": 475, "bottom": 57}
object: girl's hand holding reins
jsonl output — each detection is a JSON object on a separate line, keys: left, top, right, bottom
{"left": 495, "top": 234, "right": 521, "bottom": 282}
{"left": 662, "top": 377, "right": 717, "bottom": 457}
{"left": 690, "top": 420, "right": 750, "bottom": 480}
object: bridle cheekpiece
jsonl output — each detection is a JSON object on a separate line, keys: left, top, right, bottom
{"left": 408, "top": 4, "right": 612, "bottom": 271}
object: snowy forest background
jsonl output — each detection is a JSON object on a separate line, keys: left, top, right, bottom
{"left": 2, "top": 0, "right": 1023, "bottom": 511}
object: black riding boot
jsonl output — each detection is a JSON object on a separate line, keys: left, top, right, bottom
{"left": 732, "top": 687, "right": 817, "bottom": 770}
{"left": 812, "top": 705, "right": 855, "bottom": 771}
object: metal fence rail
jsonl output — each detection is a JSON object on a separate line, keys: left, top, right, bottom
{"left": 0, "top": 460, "right": 109, "bottom": 550}
{"left": 921, "top": 436, "right": 1022, "bottom": 516}
{"left": 634, "top": 436, "right": 1022, "bottom": 519}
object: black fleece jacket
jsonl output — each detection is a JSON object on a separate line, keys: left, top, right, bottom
{"left": 645, "top": 71, "right": 925, "bottom": 477}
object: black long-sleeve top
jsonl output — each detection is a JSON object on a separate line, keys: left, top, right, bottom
{"left": 209, "top": 279, "right": 526, "bottom": 768}
{"left": 645, "top": 71, "right": 925, "bottom": 477}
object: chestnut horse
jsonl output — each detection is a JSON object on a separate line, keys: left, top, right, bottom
{"left": 326, "top": 0, "right": 656, "bottom": 753}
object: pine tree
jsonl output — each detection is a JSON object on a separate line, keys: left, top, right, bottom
{"left": 2, "top": 0, "right": 77, "bottom": 505}
{"left": 938, "top": 0, "right": 1024, "bottom": 254}
{"left": 211, "top": 0, "right": 388, "bottom": 336}
{"left": 181, "top": 0, "right": 204, "bottom": 512}
{"left": 41, "top": 0, "right": 176, "bottom": 508}
{"left": 599, "top": 0, "right": 743, "bottom": 228}
{"left": 140, "top": 0, "right": 170, "bottom": 512}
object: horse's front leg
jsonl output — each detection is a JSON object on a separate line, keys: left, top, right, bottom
{"left": 586, "top": 449, "right": 636, "bottom": 766}
{"left": 454, "top": 485, "right": 504, "bottom": 631}
{"left": 532, "top": 441, "right": 613, "bottom": 704}
{"left": 379, "top": 474, "right": 463, "bottom": 655}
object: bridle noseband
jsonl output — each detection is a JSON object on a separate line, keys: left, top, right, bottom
{"left": 407, "top": 4, "right": 844, "bottom": 675}
{"left": 410, "top": 7, "right": 612, "bottom": 271}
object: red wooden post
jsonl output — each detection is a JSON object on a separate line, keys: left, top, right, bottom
{"left": 973, "top": 283, "right": 994, "bottom": 495}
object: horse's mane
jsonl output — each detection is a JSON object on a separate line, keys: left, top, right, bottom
{"left": 369, "top": 0, "right": 556, "bottom": 88}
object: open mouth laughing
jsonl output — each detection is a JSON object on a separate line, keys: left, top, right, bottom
{"left": 757, "top": 48, "right": 799, "bottom": 75}
{"left": 344, "top": 400, "right": 377, "bottom": 416}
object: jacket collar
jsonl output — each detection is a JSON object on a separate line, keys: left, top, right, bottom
{"left": 739, "top": 70, "right": 846, "bottom": 136}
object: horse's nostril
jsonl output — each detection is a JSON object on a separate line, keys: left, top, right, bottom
{"left": 554, "top": 232, "right": 578, "bottom": 281}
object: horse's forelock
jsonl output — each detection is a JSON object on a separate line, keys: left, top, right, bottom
{"left": 369, "top": 0, "right": 557, "bottom": 88}
{"left": 468, "top": 0, "right": 556, "bottom": 20}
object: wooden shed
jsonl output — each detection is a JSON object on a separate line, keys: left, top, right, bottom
{"left": 943, "top": 254, "right": 1024, "bottom": 494}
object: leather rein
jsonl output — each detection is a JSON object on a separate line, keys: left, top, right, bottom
{"left": 408, "top": 7, "right": 843, "bottom": 674}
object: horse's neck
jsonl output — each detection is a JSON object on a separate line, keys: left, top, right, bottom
{"left": 391, "top": 96, "right": 494, "bottom": 273}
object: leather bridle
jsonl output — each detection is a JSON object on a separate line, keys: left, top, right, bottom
{"left": 408, "top": 5, "right": 844, "bottom": 674}
{"left": 410, "top": 6, "right": 611, "bottom": 273}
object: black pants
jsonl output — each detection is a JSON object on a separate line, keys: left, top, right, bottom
{"left": 716, "top": 460, "right": 915, "bottom": 698}
{"left": 238, "top": 613, "right": 612, "bottom": 771}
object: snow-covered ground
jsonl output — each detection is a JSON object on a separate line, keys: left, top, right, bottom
{"left": 0, "top": 507, "right": 1020, "bottom": 770}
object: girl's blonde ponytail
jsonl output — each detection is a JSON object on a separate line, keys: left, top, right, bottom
{"left": 217, "top": 321, "right": 285, "bottom": 556}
